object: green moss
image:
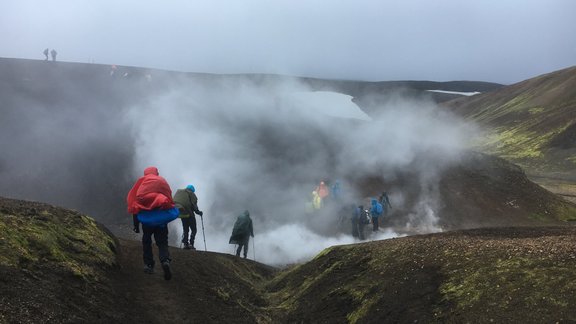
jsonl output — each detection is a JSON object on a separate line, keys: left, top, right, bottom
{"left": 553, "top": 203, "right": 576, "bottom": 221}
{"left": 346, "top": 287, "right": 377, "bottom": 324}
{"left": 0, "top": 209, "right": 116, "bottom": 281}
{"left": 440, "top": 257, "right": 576, "bottom": 314}
{"left": 528, "top": 107, "right": 545, "bottom": 114}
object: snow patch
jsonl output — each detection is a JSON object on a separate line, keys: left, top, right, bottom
{"left": 283, "top": 91, "right": 372, "bottom": 121}
{"left": 426, "top": 90, "right": 480, "bottom": 96}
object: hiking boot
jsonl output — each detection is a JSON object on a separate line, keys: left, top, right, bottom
{"left": 161, "top": 261, "right": 172, "bottom": 281}
{"left": 183, "top": 242, "right": 191, "bottom": 250}
{"left": 189, "top": 245, "right": 196, "bottom": 251}
{"left": 143, "top": 264, "right": 154, "bottom": 274}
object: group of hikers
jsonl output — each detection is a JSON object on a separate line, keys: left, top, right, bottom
{"left": 351, "top": 192, "right": 393, "bottom": 240}
{"left": 42, "top": 48, "right": 57, "bottom": 62}
{"left": 126, "top": 169, "right": 391, "bottom": 280}
{"left": 308, "top": 180, "right": 393, "bottom": 240}
{"left": 309, "top": 180, "right": 343, "bottom": 210}
{"left": 126, "top": 166, "right": 254, "bottom": 280}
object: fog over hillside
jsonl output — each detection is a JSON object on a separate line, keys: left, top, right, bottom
{"left": 0, "top": 59, "right": 483, "bottom": 264}
{"left": 126, "top": 76, "right": 476, "bottom": 264}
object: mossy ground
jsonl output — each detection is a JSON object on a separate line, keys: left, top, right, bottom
{"left": 266, "top": 227, "right": 576, "bottom": 323}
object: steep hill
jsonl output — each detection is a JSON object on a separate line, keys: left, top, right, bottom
{"left": 444, "top": 66, "right": 576, "bottom": 181}
{"left": 4, "top": 197, "right": 576, "bottom": 323}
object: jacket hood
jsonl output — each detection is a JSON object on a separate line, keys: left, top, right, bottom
{"left": 144, "top": 166, "right": 159, "bottom": 176}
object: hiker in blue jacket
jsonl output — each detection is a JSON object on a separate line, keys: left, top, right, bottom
{"left": 370, "top": 198, "right": 383, "bottom": 232}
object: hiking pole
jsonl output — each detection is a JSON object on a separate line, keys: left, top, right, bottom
{"left": 200, "top": 215, "right": 207, "bottom": 251}
{"left": 252, "top": 237, "right": 256, "bottom": 262}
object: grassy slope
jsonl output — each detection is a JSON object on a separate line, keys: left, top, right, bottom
{"left": 444, "top": 66, "right": 576, "bottom": 178}
{"left": 0, "top": 197, "right": 119, "bottom": 323}
{"left": 267, "top": 227, "right": 576, "bottom": 323}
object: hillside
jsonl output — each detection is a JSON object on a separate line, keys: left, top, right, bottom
{"left": 354, "top": 152, "right": 576, "bottom": 232}
{"left": 0, "top": 197, "right": 275, "bottom": 323}
{"left": 0, "top": 57, "right": 505, "bottom": 229}
{"left": 3, "top": 197, "right": 576, "bottom": 323}
{"left": 268, "top": 226, "right": 576, "bottom": 323}
{"left": 443, "top": 66, "right": 576, "bottom": 182}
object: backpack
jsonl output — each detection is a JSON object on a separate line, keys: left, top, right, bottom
{"left": 361, "top": 209, "right": 371, "bottom": 224}
{"left": 376, "top": 203, "right": 383, "bottom": 215}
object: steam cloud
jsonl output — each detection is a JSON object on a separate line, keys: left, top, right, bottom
{"left": 126, "top": 77, "right": 474, "bottom": 265}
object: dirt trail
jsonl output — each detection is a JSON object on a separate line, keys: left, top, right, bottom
{"left": 112, "top": 239, "right": 275, "bottom": 323}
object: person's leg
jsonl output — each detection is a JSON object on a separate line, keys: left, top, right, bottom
{"left": 236, "top": 244, "right": 242, "bottom": 257}
{"left": 375, "top": 217, "right": 379, "bottom": 231}
{"left": 189, "top": 216, "right": 197, "bottom": 249}
{"left": 154, "top": 226, "right": 170, "bottom": 263}
{"left": 181, "top": 218, "right": 190, "bottom": 245}
{"left": 142, "top": 225, "right": 155, "bottom": 271}
{"left": 154, "top": 226, "right": 172, "bottom": 280}
{"left": 243, "top": 236, "right": 250, "bottom": 258}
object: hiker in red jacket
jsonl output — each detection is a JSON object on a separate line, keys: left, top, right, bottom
{"left": 127, "top": 166, "right": 179, "bottom": 280}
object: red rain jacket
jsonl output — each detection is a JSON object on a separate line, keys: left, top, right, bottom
{"left": 316, "top": 182, "right": 329, "bottom": 199}
{"left": 126, "top": 167, "right": 175, "bottom": 214}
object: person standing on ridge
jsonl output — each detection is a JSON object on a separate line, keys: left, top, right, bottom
{"left": 127, "top": 166, "right": 179, "bottom": 280}
{"left": 50, "top": 49, "right": 57, "bottom": 62}
{"left": 173, "top": 184, "right": 203, "bottom": 250}
{"left": 229, "top": 210, "right": 254, "bottom": 259}
{"left": 370, "top": 198, "right": 383, "bottom": 232}
{"left": 379, "top": 191, "right": 392, "bottom": 213}
{"left": 43, "top": 48, "right": 49, "bottom": 61}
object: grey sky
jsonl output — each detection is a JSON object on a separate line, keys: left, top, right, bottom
{"left": 1, "top": 0, "right": 575, "bottom": 84}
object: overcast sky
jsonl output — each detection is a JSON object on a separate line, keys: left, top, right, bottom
{"left": 1, "top": 0, "right": 575, "bottom": 84}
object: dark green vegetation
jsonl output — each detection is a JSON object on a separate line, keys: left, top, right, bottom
{"left": 444, "top": 66, "right": 576, "bottom": 181}
{"left": 3, "top": 197, "right": 576, "bottom": 323}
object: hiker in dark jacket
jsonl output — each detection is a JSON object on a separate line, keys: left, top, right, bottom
{"left": 229, "top": 210, "right": 254, "bottom": 258}
{"left": 354, "top": 205, "right": 368, "bottom": 240}
{"left": 379, "top": 191, "right": 392, "bottom": 214}
{"left": 173, "top": 184, "right": 203, "bottom": 250}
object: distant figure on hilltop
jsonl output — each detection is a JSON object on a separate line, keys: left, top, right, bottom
{"left": 50, "top": 49, "right": 57, "bottom": 62}
{"left": 43, "top": 48, "right": 49, "bottom": 61}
